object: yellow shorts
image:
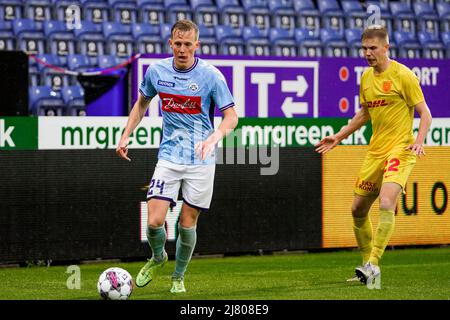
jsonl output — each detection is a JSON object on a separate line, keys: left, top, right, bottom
{"left": 354, "top": 150, "right": 416, "bottom": 197}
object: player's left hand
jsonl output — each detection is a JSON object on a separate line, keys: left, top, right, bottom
{"left": 405, "top": 143, "right": 426, "bottom": 157}
{"left": 195, "top": 140, "right": 215, "bottom": 160}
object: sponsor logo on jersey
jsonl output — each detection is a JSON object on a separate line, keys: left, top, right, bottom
{"left": 159, "top": 92, "right": 201, "bottom": 114}
{"left": 157, "top": 80, "right": 175, "bottom": 87}
{"left": 367, "top": 99, "right": 388, "bottom": 108}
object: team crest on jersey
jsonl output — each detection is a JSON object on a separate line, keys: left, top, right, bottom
{"left": 159, "top": 92, "right": 201, "bottom": 114}
{"left": 382, "top": 80, "right": 392, "bottom": 93}
{"left": 188, "top": 82, "right": 199, "bottom": 92}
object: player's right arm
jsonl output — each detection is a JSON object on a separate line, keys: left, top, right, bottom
{"left": 315, "top": 106, "right": 370, "bottom": 154}
{"left": 116, "top": 93, "right": 153, "bottom": 161}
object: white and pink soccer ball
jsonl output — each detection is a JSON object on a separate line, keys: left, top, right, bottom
{"left": 97, "top": 267, "right": 133, "bottom": 300}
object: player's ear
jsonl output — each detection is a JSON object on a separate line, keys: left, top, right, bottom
{"left": 195, "top": 40, "right": 200, "bottom": 50}
{"left": 168, "top": 38, "right": 173, "bottom": 50}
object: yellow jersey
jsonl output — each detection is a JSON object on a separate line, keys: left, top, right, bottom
{"left": 360, "top": 60, "right": 425, "bottom": 157}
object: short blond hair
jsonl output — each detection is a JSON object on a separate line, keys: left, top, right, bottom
{"left": 361, "top": 25, "right": 389, "bottom": 44}
{"left": 171, "top": 19, "right": 199, "bottom": 41}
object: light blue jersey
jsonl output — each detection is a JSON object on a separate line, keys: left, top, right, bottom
{"left": 139, "top": 57, "right": 234, "bottom": 165}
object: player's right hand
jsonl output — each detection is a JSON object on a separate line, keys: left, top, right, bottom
{"left": 314, "top": 135, "right": 339, "bottom": 154}
{"left": 116, "top": 137, "right": 131, "bottom": 162}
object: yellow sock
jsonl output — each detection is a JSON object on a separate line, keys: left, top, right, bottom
{"left": 369, "top": 209, "right": 395, "bottom": 266}
{"left": 353, "top": 216, "right": 373, "bottom": 264}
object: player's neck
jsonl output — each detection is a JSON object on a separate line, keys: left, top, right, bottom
{"left": 174, "top": 57, "right": 196, "bottom": 71}
{"left": 374, "top": 58, "right": 391, "bottom": 75}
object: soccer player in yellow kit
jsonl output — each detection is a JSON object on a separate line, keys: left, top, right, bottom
{"left": 315, "top": 25, "right": 432, "bottom": 287}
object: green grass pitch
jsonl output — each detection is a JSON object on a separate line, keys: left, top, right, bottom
{"left": 1, "top": 247, "right": 449, "bottom": 300}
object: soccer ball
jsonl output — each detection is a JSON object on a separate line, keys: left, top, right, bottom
{"left": 97, "top": 267, "right": 133, "bottom": 300}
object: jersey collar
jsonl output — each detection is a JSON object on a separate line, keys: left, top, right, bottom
{"left": 172, "top": 57, "right": 198, "bottom": 73}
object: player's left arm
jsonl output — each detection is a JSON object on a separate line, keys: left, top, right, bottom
{"left": 406, "top": 101, "right": 432, "bottom": 156}
{"left": 196, "top": 107, "right": 238, "bottom": 160}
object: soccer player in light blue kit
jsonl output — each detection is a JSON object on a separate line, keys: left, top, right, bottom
{"left": 116, "top": 19, "right": 238, "bottom": 293}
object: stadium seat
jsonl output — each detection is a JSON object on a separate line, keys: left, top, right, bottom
{"left": 442, "top": 31, "right": 450, "bottom": 58}
{"left": 320, "top": 28, "right": 348, "bottom": 57}
{"left": 62, "top": 85, "right": 86, "bottom": 116}
{"left": 341, "top": 0, "right": 366, "bottom": 29}
{"left": 345, "top": 28, "right": 363, "bottom": 57}
{"left": 418, "top": 30, "right": 445, "bottom": 59}
{"left": 29, "top": 56, "right": 40, "bottom": 87}
{"left": 108, "top": 0, "right": 137, "bottom": 24}
{"left": 35, "top": 53, "right": 69, "bottom": 91}
{"left": 132, "top": 23, "right": 163, "bottom": 54}
{"left": 164, "top": 0, "right": 193, "bottom": 24}
{"left": 44, "top": 20, "right": 76, "bottom": 65}
{"left": 80, "top": 0, "right": 110, "bottom": 24}
{"left": 295, "top": 27, "right": 322, "bottom": 57}
{"left": 437, "top": 1, "right": 450, "bottom": 32}
{"left": 414, "top": 1, "right": 440, "bottom": 36}
{"left": 102, "top": 21, "right": 134, "bottom": 57}
{"left": 390, "top": 2, "right": 416, "bottom": 35}
{"left": 53, "top": 0, "right": 81, "bottom": 23}
{"left": 160, "top": 23, "right": 172, "bottom": 53}
{"left": 0, "top": 21, "right": 15, "bottom": 51}
{"left": 269, "top": 27, "right": 297, "bottom": 56}
{"left": 190, "top": 0, "right": 220, "bottom": 28}
{"left": 74, "top": 20, "right": 105, "bottom": 64}
{"left": 24, "top": 0, "right": 52, "bottom": 30}
{"left": 197, "top": 25, "right": 218, "bottom": 55}
{"left": 13, "top": 18, "right": 45, "bottom": 55}
{"left": 268, "top": 0, "right": 296, "bottom": 30}
{"left": 293, "top": 0, "right": 320, "bottom": 37}
{"left": 0, "top": 0, "right": 23, "bottom": 28}
{"left": 215, "top": 0, "right": 246, "bottom": 29}
{"left": 365, "top": 1, "right": 394, "bottom": 39}
{"left": 317, "top": 0, "right": 345, "bottom": 37}
{"left": 242, "top": 0, "right": 271, "bottom": 30}
{"left": 137, "top": 0, "right": 165, "bottom": 25}
{"left": 67, "top": 53, "right": 95, "bottom": 73}
{"left": 29, "top": 85, "right": 65, "bottom": 116}
{"left": 214, "top": 24, "right": 245, "bottom": 55}
{"left": 394, "top": 30, "right": 421, "bottom": 58}
{"left": 242, "top": 25, "right": 270, "bottom": 56}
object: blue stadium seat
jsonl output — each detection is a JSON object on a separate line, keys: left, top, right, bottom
{"left": 320, "top": 28, "right": 348, "bottom": 57}
{"left": 0, "top": 21, "right": 15, "bottom": 51}
{"left": 62, "top": 85, "right": 86, "bottom": 116}
{"left": 0, "top": 1, "right": 23, "bottom": 29}
{"left": 268, "top": 0, "right": 296, "bottom": 30}
{"left": 215, "top": 25, "right": 244, "bottom": 55}
{"left": 293, "top": 0, "right": 320, "bottom": 37}
{"left": 98, "top": 54, "right": 120, "bottom": 68}
{"left": 197, "top": 24, "right": 218, "bottom": 55}
{"left": 216, "top": 0, "right": 245, "bottom": 29}
{"left": 137, "top": 0, "right": 165, "bottom": 25}
{"left": 108, "top": 0, "right": 137, "bottom": 24}
{"left": 24, "top": 0, "right": 52, "bottom": 30}
{"left": 132, "top": 23, "right": 163, "bottom": 54}
{"left": 35, "top": 53, "right": 69, "bottom": 90}
{"left": 317, "top": 0, "right": 345, "bottom": 37}
{"left": 295, "top": 27, "right": 322, "bottom": 57}
{"left": 44, "top": 20, "right": 76, "bottom": 65}
{"left": 442, "top": 31, "right": 450, "bottom": 58}
{"left": 345, "top": 28, "right": 363, "bottom": 57}
{"left": 53, "top": 0, "right": 82, "bottom": 23}
{"left": 418, "top": 30, "right": 445, "bottom": 59}
{"left": 242, "top": 25, "right": 271, "bottom": 56}
{"left": 414, "top": 1, "right": 440, "bottom": 36}
{"left": 160, "top": 23, "right": 172, "bottom": 53}
{"left": 67, "top": 53, "right": 95, "bottom": 72}
{"left": 190, "top": 0, "right": 219, "bottom": 28}
{"left": 80, "top": 0, "right": 110, "bottom": 24}
{"left": 365, "top": 1, "right": 394, "bottom": 39}
{"left": 269, "top": 27, "right": 296, "bottom": 56}
{"left": 102, "top": 21, "right": 134, "bottom": 57}
{"left": 437, "top": 1, "right": 450, "bottom": 32}
{"left": 164, "top": 0, "right": 193, "bottom": 24}
{"left": 74, "top": 20, "right": 105, "bottom": 64}
{"left": 341, "top": 0, "right": 366, "bottom": 29}
{"left": 29, "top": 86, "right": 65, "bottom": 116}
{"left": 242, "top": 0, "right": 271, "bottom": 30}
{"left": 390, "top": 2, "right": 416, "bottom": 35}
{"left": 29, "top": 55, "right": 40, "bottom": 86}
{"left": 394, "top": 30, "right": 421, "bottom": 58}
{"left": 13, "top": 18, "right": 45, "bottom": 54}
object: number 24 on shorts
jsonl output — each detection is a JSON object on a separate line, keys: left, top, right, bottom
{"left": 148, "top": 179, "right": 165, "bottom": 195}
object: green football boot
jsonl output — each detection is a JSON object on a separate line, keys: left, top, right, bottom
{"left": 135, "top": 253, "right": 168, "bottom": 287}
{"left": 170, "top": 276, "right": 186, "bottom": 293}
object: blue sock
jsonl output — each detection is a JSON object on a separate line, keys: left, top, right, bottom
{"left": 147, "top": 225, "right": 166, "bottom": 263}
{"left": 173, "top": 224, "right": 197, "bottom": 279}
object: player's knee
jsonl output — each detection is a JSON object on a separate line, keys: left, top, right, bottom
{"left": 379, "top": 196, "right": 396, "bottom": 211}
{"left": 351, "top": 203, "right": 368, "bottom": 218}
